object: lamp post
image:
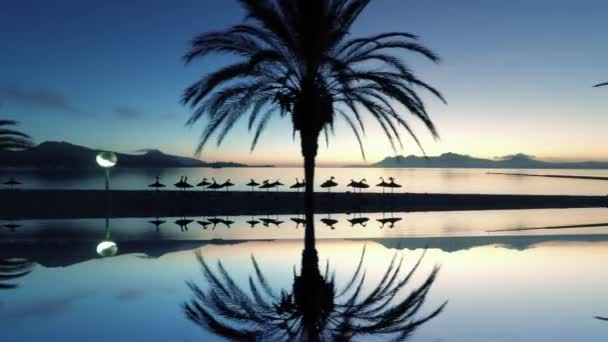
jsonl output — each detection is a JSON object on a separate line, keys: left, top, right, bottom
{"left": 96, "top": 151, "right": 117, "bottom": 191}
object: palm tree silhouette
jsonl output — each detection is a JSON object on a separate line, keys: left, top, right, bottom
{"left": 184, "top": 246, "right": 446, "bottom": 341}
{"left": 0, "top": 258, "right": 33, "bottom": 289}
{"left": 182, "top": 0, "right": 444, "bottom": 250}
{"left": 0, "top": 119, "right": 33, "bottom": 151}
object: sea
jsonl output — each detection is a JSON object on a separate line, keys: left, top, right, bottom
{"left": 1, "top": 167, "right": 608, "bottom": 341}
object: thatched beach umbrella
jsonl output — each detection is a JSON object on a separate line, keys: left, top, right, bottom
{"left": 221, "top": 179, "right": 234, "bottom": 192}
{"left": 376, "top": 177, "right": 389, "bottom": 193}
{"left": 246, "top": 179, "right": 260, "bottom": 192}
{"left": 320, "top": 176, "right": 338, "bottom": 193}
{"left": 290, "top": 178, "right": 305, "bottom": 192}
{"left": 196, "top": 178, "right": 211, "bottom": 189}
{"left": 207, "top": 178, "right": 223, "bottom": 191}
{"left": 386, "top": 177, "right": 402, "bottom": 193}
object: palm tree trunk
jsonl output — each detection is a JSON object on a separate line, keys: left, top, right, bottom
{"left": 301, "top": 131, "right": 319, "bottom": 254}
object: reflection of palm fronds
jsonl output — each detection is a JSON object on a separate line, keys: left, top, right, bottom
{"left": 184, "top": 248, "right": 446, "bottom": 341}
{"left": 0, "top": 258, "right": 33, "bottom": 289}
{"left": 0, "top": 120, "right": 33, "bottom": 151}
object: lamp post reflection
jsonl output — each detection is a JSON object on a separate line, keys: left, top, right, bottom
{"left": 96, "top": 216, "right": 118, "bottom": 257}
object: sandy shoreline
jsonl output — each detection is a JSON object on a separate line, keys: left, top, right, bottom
{"left": 1, "top": 189, "right": 606, "bottom": 220}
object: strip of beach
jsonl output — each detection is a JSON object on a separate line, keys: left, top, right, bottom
{"left": 1, "top": 190, "right": 606, "bottom": 220}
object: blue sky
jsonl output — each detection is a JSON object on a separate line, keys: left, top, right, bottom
{"left": 1, "top": 0, "right": 607, "bottom": 165}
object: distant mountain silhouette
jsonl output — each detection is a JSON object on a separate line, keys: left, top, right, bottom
{"left": 0, "top": 141, "right": 267, "bottom": 168}
{"left": 370, "top": 152, "right": 608, "bottom": 169}
{"left": 354, "top": 234, "right": 608, "bottom": 253}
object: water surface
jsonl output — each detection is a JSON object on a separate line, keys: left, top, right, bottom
{"left": 1, "top": 208, "right": 608, "bottom": 341}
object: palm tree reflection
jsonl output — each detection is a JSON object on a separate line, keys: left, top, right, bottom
{"left": 0, "top": 258, "right": 33, "bottom": 290}
{"left": 184, "top": 247, "right": 446, "bottom": 341}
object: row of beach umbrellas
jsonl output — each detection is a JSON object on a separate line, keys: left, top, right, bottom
{"left": 1, "top": 176, "right": 402, "bottom": 193}
{"left": 148, "top": 176, "right": 403, "bottom": 193}
{"left": 148, "top": 212, "right": 402, "bottom": 232}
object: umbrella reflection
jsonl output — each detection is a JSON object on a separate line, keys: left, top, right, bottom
{"left": 184, "top": 247, "right": 446, "bottom": 341}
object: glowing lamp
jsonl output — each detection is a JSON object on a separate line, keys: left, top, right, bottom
{"left": 96, "top": 240, "right": 118, "bottom": 257}
{"left": 96, "top": 151, "right": 117, "bottom": 168}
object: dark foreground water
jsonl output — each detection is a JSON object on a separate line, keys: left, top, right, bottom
{"left": 1, "top": 208, "right": 608, "bottom": 341}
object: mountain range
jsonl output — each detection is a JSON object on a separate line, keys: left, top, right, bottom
{"left": 0, "top": 141, "right": 266, "bottom": 169}
{"left": 370, "top": 152, "right": 608, "bottom": 169}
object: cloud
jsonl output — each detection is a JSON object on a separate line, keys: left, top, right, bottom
{"left": 113, "top": 106, "right": 183, "bottom": 122}
{"left": 113, "top": 106, "right": 144, "bottom": 119}
{"left": 0, "top": 84, "right": 92, "bottom": 117}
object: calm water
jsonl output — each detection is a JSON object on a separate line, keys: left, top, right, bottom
{"left": 1, "top": 208, "right": 608, "bottom": 341}
{"left": 2, "top": 167, "right": 608, "bottom": 195}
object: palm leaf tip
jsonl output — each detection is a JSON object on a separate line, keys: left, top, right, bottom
{"left": 593, "top": 82, "right": 608, "bottom": 88}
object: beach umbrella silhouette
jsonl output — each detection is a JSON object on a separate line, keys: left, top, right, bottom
{"left": 376, "top": 177, "right": 389, "bottom": 193}
{"left": 197, "top": 220, "right": 212, "bottom": 229}
{"left": 221, "top": 179, "right": 234, "bottom": 192}
{"left": 149, "top": 217, "right": 166, "bottom": 232}
{"left": 290, "top": 178, "right": 305, "bottom": 192}
{"left": 354, "top": 178, "right": 370, "bottom": 192}
{"left": 348, "top": 215, "right": 370, "bottom": 227}
{"left": 3, "top": 222, "right": 22, "bottom": 232}
{"left": 259, "top": 180, "right": 274, "bottom": 192}
{"left": 386, "top": 177, "right": 402, "bottom": 193}
{"left": 175, "top": 218, "right": 194, "bottom": 231}
{"left": 270, "top": 179, "right": 283, "bottom": 192}
{"left": 3, "top": 177, "right": 21, "bottom": 189}
{"left": 196, "top": 178, "right": 211, "bottom": 189}
{"left": 207, "top": 178, "right": 224, "bottom": 191}
{"left": 246, "top": 179, "right": 260, "bottom": 192}
{"left": 320, "top": 176, "right": 338, "bottom": 192}
{"left": 221, "top": 217, "right": 235, "bottom": 228}
{"left": 321, "top": 214, "right": 339, "bottom": 230}
{"left": 174, "top": 176, "right": 187, "bottom": 190}
{"left": 208, "top": 218, "right": 224, "bottom": 229}
{"left": 378, "top": 213, "right": 402, "bottom": 229}
{"left": 148, "top": 176, "right": 166, "bottom": 191}
{"left": 247, "top": 219, "right": 260, "bottom": 228}
{"left": 346, "top": 179, "right": 358, "bottom": 191}
{"left": 291, "top": 217, "right": 306, "bottom": 228}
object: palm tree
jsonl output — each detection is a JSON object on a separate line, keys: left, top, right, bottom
{"left": 184, "top": 247, "right": 446, "bottom": 341}
{"left": 182, "top": 0, "right": 444, "bottom": 251}
{"left": 0, "top": 119, "right": 33, "bottom": 151}
{"left": 0, "top": 258, "right": 33, "bottom": 289}
{"left": 593, "top": 82, "right": 608, "bottom": 87}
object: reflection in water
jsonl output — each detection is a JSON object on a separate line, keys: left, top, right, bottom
{"left": 2, "top": 220, "right": 22, "bottom": 233}
{"left": 149, "top": 217, "right": 167, "bottom": 232}
{"left": 174, "top": 218, "right": 194, "bottom": 232}
{"left": 0, "top": 258, "right": 33, "bottom": 290}
{"left": 184, "top": 247, "right": 446, "bottom": 341}
{"left": 291, "top": 217, "right": 307, "bottom": 229}
{"left": 377, "top": 212, "right": 403, "bottom": 229}
{"left": 96, "top": 217, "right": 118, "bottom": 257}
{"left": 348, "top": 213, "right": 370, "bottom": 228}
{"left": 321, "top": 213, "right": 339, "bottom": 230}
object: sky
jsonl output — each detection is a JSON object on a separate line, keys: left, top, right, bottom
{"left": 1, "top": 0, "right": 607, "bottom": 166}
